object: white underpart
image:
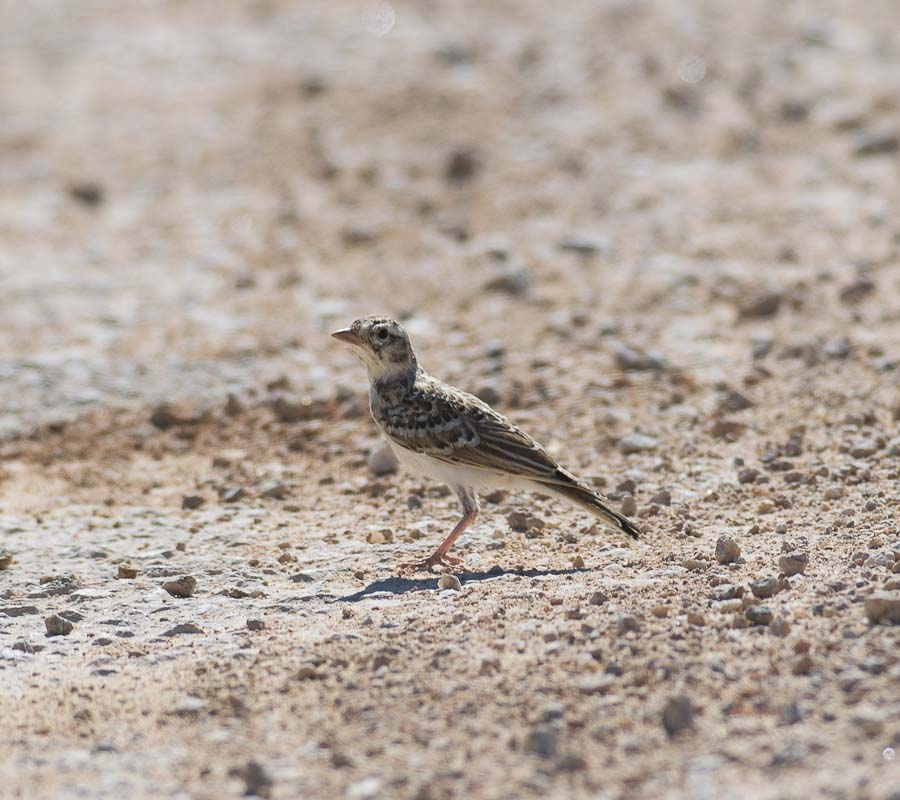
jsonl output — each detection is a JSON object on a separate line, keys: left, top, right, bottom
{"left": 389, "top": 441, "right": 532, "bottom": 492}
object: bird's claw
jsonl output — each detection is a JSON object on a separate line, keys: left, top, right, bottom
{"left": 398, "top": 553, "right": 463, "bottom": 573}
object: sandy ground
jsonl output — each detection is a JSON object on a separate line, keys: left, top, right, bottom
{"left": 1, "top": 1, "right": 899, "bottom": 798}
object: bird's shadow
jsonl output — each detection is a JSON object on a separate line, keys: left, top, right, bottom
{"left": 333, "top": 567, "right": 596, "bottom": 603}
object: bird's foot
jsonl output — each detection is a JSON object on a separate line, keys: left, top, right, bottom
{"left": 398, "top": 553, "right": 463, "bottom": 573}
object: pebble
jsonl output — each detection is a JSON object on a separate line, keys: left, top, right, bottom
{"left": 437, "top": 574, "right": 461, "bottom": 591}
{"left": 406, "top": 494, "right": 423, "bottom": 509}
{"left": 614, "top": 345, "right": 667, "bottom": 372}
{"left": 162, "top": 576, "right": 197, "bottom": 598}
{"left": 181, "top": 494, "right": 204, "bottom": 510}
{"left": 117, "top": 565, "right": 139, "bottom": 579}
{"left": 715, "top": 537, "right": 741, "bottom": 564}
{"left": 718, "top": 390, "right": 754, "bottom": 412}
{"left": 506, "top": 511, "right": 544, "bottom": 534}
{"left": 366, "top": 529, "right": 393, "bottom": 544}
{"left": 779, "top": 552, "right": 808, "bottom": 576}
{"left": 686, "top": 611, "right": 706, "bottom": 626}
{"left": 572, "top": 555, "right": 585, "bottom": 569}
{"left": 0, "top": 549, "right": 12, "bottom": 570}
{"left": 769, "top": 618, "right": 791, "bottom": 637}
{"left": 682, "top": 558, "right": 707, "bottom": 572}
{"left": 240, "top": 760, "right": 274, "bottom": 799}
{"left": 445, "top": 148, "right": 480, "bottom": 183}
{"left": 619, "top": 433, "right": 657, "bottom": 454}
{"left": 791, "top": 655, "right": 814, "bottom": 676}
{"left": 247, "top": 619, "right": 266, "bottom": 631}
{"left": 162, "top": 623, "right": 204, "bottom": 636}
{"left": 524, "top": 726, "right": 558, "bottom": 758}
{"left": 849, "top": 438, "right": 879, "bottom": 458}
{"left": 173, "top": 696, "right": 207, "bottom": 716}
{"left": 44, "top": 615, "right": 74, "bottom": 637}
{"left": 589, "top": 591, "right": 608, "bottom": 605}
{"left": 853, "top": 126, "right": 899, "bottom": 157}
{"left": 616, "top": 613, "right": 640, "bottom": 633}
{"left": 749, "top": 576, "right": 783, "bottom": 599}
{"left": 661, "top": 695, "right": 694, "bottom": 736}
{"left": 650, "top": 489, "right": 671, "bottom": 507}
{"left": 864, "top": 592, "right": 900, "bottom": 624}
{"left": 738, "top": 290, "right": 783, "bottom": 319}
{"left": 652, "top": 605, "right": 670, "bottom": 618}
{"left": 367, "top": 443, "right": 398, "bottom": 476}
{"left": 578, "top": 675, "right": 616, "bottom": 695}
{"left": 745, "top": 605, "right": 773, "bottom": 626}
{"left": 483, "top": 267, "right": 530, "bottom": 296}
{"left": 222, "top": 487, "right": 245, "bottom": 503}
{"left": 620, "top": 495, "right": 637, "bottom": 517}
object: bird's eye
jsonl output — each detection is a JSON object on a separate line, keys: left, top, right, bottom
{"left": 376, "top": 328, "right": 389, "bottom": 341}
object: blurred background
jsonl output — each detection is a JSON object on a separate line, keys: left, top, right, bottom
{"left": 2, "top": 0, "right": 898, "bottom": 434}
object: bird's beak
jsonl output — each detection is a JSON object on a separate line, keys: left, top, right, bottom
{"left": 331, "top": 328, "right": 362, "bottom": 347}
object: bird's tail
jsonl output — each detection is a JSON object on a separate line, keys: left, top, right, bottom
{"left": 539, "top": 477, "right": 641, "bottom": 539}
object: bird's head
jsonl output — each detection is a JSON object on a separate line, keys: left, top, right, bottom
{"left": 331, "top": 316, "right": 417, "bottom": 380}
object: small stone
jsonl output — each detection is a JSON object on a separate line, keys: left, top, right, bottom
{"left": 572, "top": 555, "right": 585, "bottom": 569}
{"left": 681, "top": 558, "right": 707, "bottom": 572}
{"left": 738, "top": 467, "right": 761, "bottom": 484}
{"left": 589, "top": 591, "right": 608, "bottom": 605}
{"left": 181, "top": 494, "right": 205, "bottom": 511}
{"left": 868, "top": 536, "right": 884, "bottom": 549}
{"left": 853, "top": 126, "right": 899, "bottom": 157}
{"left": 745, "top": 605, "right": 773, "bottom": 626}
{"left": 661, "top": 695, "right": 694, "bottom": 736}
{"left": 44, "top": 615, "right": 74, "bottom": 637}
{"left": 849, "top": 437, "right": 879, "bottom": 459}
{"left": 823, "top": 487, "right": 843, "bottom": 500}
{"left": 715, "top": 537, "right": 741, "bottom": 564}
{"left": 162, "top": 623, "right": 204, "bottom": 636}
{"left": 616, "top": 613, "right": 640, "bottom": 633}
{"left": 614, "top": 345, "right": 667, "bottom": 372}
{"left": 69, "top": 181, "right": 104, "bottom": 206}
{"left": 779, "top": 552, "right": 808, "bottom": 576}
{"left": 620, "top": 495, "right": 637, "bottom": 517}
{"left": 117, "top": 565, "right": 139, "bottom": 579}
{"left": 240, "top": 760, "right": 273, "bottom": 799}
{"left": 366, "top": 529, "right": 394, "bottom": 545}
{"left": 173, "top": 696, "right": 207, "bottom": 716}
{"left": 290, "top": 572, "right": 315, "bottom": 583}
{"left": 822, "top": 336, "right": 851, "bottom": 359}
{"left": 524, "top": 726, "right": 558, "bottom": 758}
{"left": 769, "top": 618, "right": 791, "bottom": 637}
{"left": 652, "top": 605, "right": 670, "bottom": 618}
{"left": 406, "top": 494, "right": 423, "bottom": 509}
{"left": 749, "top": 576, "right": 783, "bottom": 599}
{"left": 247, "top": 619, "right": 266, "bottom": 631}
{"left": 839, "top": 276, "right": 876, "bottom": 304}
{"left": 506, "top": 511, "right": 544, "bottom": 534}
{"left": 162, "top": 576, "right": 197, "bottom": 598}
{"left": 0, "top": 549, "right": 13, "bottom": 570}
{"left": 437, "top": 574, "right": 461, "bottom": 591}
{"left": 367, "top": 443, "right": 398, "bottom": 476}
{"left": 738, "top": 290, "right": 783, "bottom": 319}
{"left": 577, "top": 675, "right": 616, "bottom": 695}
{"left": 718, "top": 390, "right": 754, "bottom": 412}
{"left": 484, "top": 267, "right": 530, "bottom": 296}
{"left": 0, "top": 606, "right": 39, "bottom": 617}
{"left": 686, "top": 611, "right": 706, "bottom": 626}
{"left": 650, "top": 489, "right": 671, "bottom": 507}
{"left": 791, "top": 655, "right": 814, "bottom": 676}
{"left": 864, "top": 592, "right": 900, "bottom": 624}
{"left": 445, "top": 148, "right": 480, "bottom": 183}
{"left": 222, "top": 487, "right": 245, "bottom": 503}
{"left": 558, "top": 233, "right": 611, "bottom": 257}
{"left": 619, "top": 433, "right": 657, "bottom": 454}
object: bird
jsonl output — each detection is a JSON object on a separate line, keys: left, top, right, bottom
{"left": 331, "top": 315, "right": 640, "bottom": 572}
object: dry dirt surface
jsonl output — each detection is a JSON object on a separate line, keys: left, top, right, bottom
{"left": 2, "top": 1, "right": 900, "bottom": 798}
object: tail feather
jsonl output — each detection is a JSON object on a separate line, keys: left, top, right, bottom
{"left": 540, "top": 478, "right": 641, "bottom": 539}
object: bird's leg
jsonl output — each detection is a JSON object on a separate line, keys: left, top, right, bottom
{"left": 399, "top": 486, "right": 479, "bottom": 572}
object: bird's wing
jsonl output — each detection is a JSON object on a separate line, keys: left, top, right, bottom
{"left": 378, "top": 378, "right": 568, "bottom": 483}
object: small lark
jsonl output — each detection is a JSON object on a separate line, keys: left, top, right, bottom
{"left": 332, "top": 316, "right": 640, "bottom": 572}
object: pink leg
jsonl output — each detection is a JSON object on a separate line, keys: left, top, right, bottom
{"left": 399, "top": 487, "right": 479, "bottom": 572}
